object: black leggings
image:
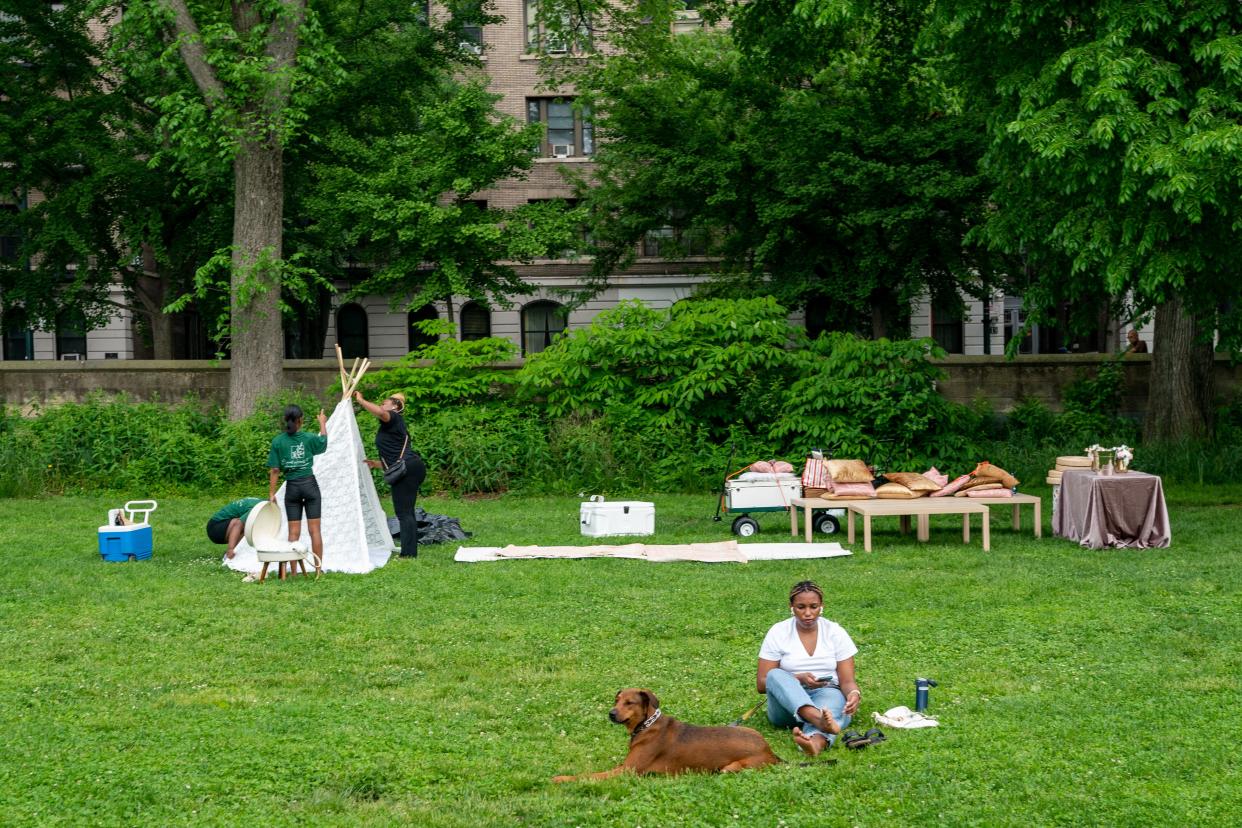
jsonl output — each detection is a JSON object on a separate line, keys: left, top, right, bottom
{"left": 389, "top": 454, "right": 426, "bottom": 557}
{"left": 285, "top": 475, "right": 322, "bottom": 522}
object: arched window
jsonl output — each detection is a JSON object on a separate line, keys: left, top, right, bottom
{"left": 3, "top": 307, "right": 33, "bottom": 361}
{"left": 407, "top": 305, "right": 439, "bottom": 352}
{"left": 55, "top": 308, "right": 87, "bottom": 359}
{"left": 460, "top": 302, "right": 491, "bottom": 341}
{"left": 521, "top": 300, "right": 566, "bottom": 355}
{"left": 336, "top": 303, "right": 368, "bottom": 359}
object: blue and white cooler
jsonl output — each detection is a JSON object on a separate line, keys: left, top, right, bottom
{"left": 98, "top": 500, "right": 158, "bottom": 562}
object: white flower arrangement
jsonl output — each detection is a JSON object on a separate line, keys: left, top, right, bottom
{"left": 1115, "top": 445, "right": 1133, "bottom": 464}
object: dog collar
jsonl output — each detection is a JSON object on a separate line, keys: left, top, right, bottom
{"left": 631, "top": 708, "right": 662, "bottom": 740}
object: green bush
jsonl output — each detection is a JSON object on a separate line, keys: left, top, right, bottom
{"left": 773, "top": 333, "right": 982, "bottom": 471}
{"left": 7, "top": 299, "right": 1237, "bottom": 496}
{"left": 518, "top": 297, "right": 797, "bottom": 437}
{"left": 406, "top": 403, "right": 549, "bottom": 494}
{"left": 355, "top": 321, "right": 517, "bottom": 415}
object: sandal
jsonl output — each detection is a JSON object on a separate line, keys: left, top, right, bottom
{"left": 842, "top": 730, "right": 871, "bottom": 750}
{"left": 864, "top": 728, "right": 887, "bottom": 745}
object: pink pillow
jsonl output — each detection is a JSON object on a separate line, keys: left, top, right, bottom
{"left": 750, "top": 460, "right": 774, "bottom": 473}
{"left": 930, "top": 474, "right": 971, "bottom": 498}
{"left": 923, "top": 467, "right": 950, "bottom": 488}
{"left": 830, "top": 481, "right": 876, "bottom": 497}
{"left": 772, "top": 460, "right": 794, "bottom": 474}
{"left": 967, "top": 488, "right": 1013, "bottom": 498}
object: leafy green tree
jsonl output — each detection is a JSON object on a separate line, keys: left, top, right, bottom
{"left": 537, "top": 0, "right": 999, "bottom": 336}
{"left": 106, "top": 0, "right": 574, "bottom": 417}
{"left": 929, "top": 0, "right": 1242, "bottom": 439}
{"left": 0, "top": 2, "right": 228, "bottom": 358}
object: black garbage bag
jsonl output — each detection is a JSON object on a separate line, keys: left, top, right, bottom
{"left": 388, "top": 508, "right": 471, "bottom": 545}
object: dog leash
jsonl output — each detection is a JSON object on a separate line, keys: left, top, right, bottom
{"left": 727, "top": 698, "right": 767, "bottom": 727}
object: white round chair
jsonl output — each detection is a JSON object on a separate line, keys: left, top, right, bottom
{"left": 243, "top": 501, "right": 316, "bottom": 582}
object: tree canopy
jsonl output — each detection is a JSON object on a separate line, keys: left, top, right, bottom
{"left": 928, "top": 0, "right": 1242, "bottom": 437}
{"left": 0, "top": 2, "right": 227, "bottom": 357}
{"left": 541, "top": 0, "right": 1001, "bottom": 336}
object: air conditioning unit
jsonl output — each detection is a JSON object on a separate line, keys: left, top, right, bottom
{"left": 60, "top": 353, "right": 84, "bottom": 361}
{"left": 460, "top": 40, "right": 482, "bottom": 55}
{"left": 551, "top": 144, "right": 572, "bottom": 158}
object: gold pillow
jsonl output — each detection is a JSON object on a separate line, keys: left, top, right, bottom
{"left": 827, "top": 459, "right": 872, "bottom": 484}
{"left": 875, "top": 482, "right": 920, "bottom": 499}
{"left": 883, "top": 472, "right": 941, "bottom": 493}
{"left": 974, "top": 462, "right": 1020, "bottom": 489}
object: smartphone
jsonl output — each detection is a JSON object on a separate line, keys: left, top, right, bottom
{"left": 816, "top": 675, "right": 834, "bottom": 683}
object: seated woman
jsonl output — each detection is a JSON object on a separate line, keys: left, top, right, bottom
{"left": 756, "top": 580, "right": 861, "bottom": 756}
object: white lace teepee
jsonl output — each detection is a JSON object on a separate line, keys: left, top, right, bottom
{"left": 225, "top": 351, "right": 394, "bottom": 575}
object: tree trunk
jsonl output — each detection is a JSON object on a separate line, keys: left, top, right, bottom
{"left": 1143, "top": 296, "right": 1215, "bottom": 442}
{"left": 135, "top": 245, "right": 174, "bottom": 360}
{"left": 227, "top": 137, "right": 285, "bottom": 419}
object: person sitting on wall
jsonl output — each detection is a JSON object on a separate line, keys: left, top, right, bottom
{"left": 206, "top": 496, "right": 265, "bottom": 559}
{"left": 1126, "top": 329, "right": 1149, "bottom": 354}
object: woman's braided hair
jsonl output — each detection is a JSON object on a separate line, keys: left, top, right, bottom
{"left": 789, "top": 580, "right": 824, "bottom": 604}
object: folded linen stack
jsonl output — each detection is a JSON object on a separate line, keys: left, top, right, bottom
{"left": 1047, "top": 454, "right": 1091, "bottom": 485}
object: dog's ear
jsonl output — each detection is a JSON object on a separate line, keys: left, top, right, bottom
{"left": 639, "top": 689, "right": 659, "bottom": 714}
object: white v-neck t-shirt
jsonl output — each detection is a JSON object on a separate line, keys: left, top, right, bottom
{"left": 758, "top": 617, "right": 858, "bottom": 684}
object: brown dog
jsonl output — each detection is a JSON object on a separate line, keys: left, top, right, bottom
{"left": 552, "top": 688, "right": 782, "bottom": 782}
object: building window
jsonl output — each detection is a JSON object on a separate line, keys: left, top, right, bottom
{"left": 524, "top": 0, "right": 589, "bottom": 53}
{"left": 408, "top": 305, "right": 439, "bottom": 352}
{"left": 641, "top": 226, "right": 708, "bottom": 258}
{"left": 55, "top": 308, "right": 87, "bottom": 359}
{"left": 0, "top": 204, "right": 19, "bottom": 263}
{"left": 521, "top": 300, "right": 566, "bottom": 355}
{"left": 931, "top": 297, "right": 965, "bottom": 355}
{"left": 337, "top": 303, "right": 368, "bottom": 359}
{"left": 458, "top": 0, "right": 483, "bottom": 54}
{"left": 3, "top": 307, "right": 32, "bottom": 360}
{"left": 527, "top": 98, "right": 593, "bottom": 158}
{"left": 460, "top": 302, "right": 491, "bottom": 341}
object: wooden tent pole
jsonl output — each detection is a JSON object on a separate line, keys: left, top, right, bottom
{"left": 335, "top": 344, "right": 347, "bottom": 398}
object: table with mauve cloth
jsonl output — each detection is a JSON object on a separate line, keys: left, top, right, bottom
{"left": 1052, "top": 469, "right": 1171, "bottom": 549}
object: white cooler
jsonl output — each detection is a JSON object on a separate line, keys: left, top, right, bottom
{"left": 580, "top": 496, "right": 655, "bottom": 537}
{"left": 725, "top": 477, "right": 802, "bottom": 511}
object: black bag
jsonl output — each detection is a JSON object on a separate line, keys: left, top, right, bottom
{"left": 382, "top": 433, "right": 409, "bottom": 485}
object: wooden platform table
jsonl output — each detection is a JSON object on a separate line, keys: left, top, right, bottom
{"left": 845, "top": 498, "right": 991, "bottom": 553}
{"left": 975, "top": 493, "right": 1042, "bottom": 538}
{"left": 789, "top": 497, "right": 882, "bottom": 543}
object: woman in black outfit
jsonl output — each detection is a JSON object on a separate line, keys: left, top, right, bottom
{"left": 354, "top": 391, "right": 427, "bottom": 558}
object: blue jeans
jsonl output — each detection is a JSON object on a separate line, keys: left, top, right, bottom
{"left": 765, "top": 668, "right": 852, "bottom": 746}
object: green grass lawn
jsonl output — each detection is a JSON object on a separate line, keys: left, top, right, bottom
{"left": 1, "top": 486, "right": 1240, "bottom": 826}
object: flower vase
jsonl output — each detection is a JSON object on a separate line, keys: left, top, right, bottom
{"left": 1097, "top": 450, "right": 1115, "bottom": 475}
{"left": 1116, "top": 457, "right": 1129, "bottom": 473}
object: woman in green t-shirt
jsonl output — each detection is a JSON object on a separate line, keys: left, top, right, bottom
{"left": 268, "top": 404, "right": 328, "bottom": 572}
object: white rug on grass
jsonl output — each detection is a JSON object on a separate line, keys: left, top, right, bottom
{"left": 454, "top": 541, "right": 850, "bottom": 563}
{"left": 225, "top": 398, "right": 394, "bottom": 575}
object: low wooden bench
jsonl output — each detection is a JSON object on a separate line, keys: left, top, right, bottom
{"left": 789, "top": 497, "right": 854, "bottom": 543}
{"left": 844, "top": 498, "right": 991, "bottom": 553}
{"left": 976, "top": 493, "right": 1042, "bottom": 538}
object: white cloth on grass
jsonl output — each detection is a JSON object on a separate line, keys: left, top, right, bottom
{"left": 758, "top": 617, "right": 858, "bottom": 685}
{"left": 225, "top": 398, "right": 394, "bottom": 575}
{"left": 453, "top": 542, "right": 851, "bottom": 563}
{"left": 873, "top": 706, "right": 939, "bottom": 728}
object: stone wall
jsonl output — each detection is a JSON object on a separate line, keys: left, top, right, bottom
{"left": 1, "top": 354, "right": 1238, "bottom": 416}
